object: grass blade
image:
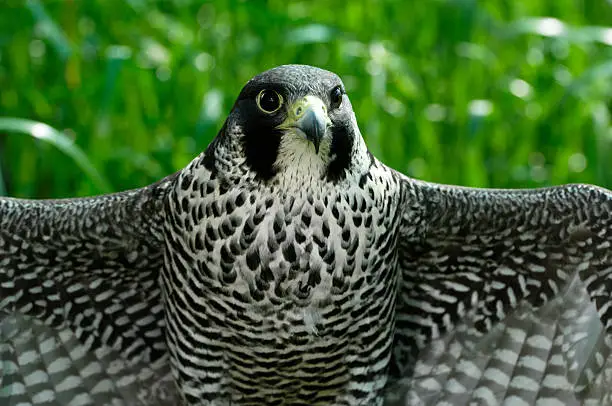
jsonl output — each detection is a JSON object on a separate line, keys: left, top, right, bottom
{"left": 0, "top": 118, "right": 112, "bottom": 194}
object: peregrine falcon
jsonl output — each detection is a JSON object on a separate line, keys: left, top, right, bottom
{"left": 1, "top": 65, "right": 612, "bottom": 406}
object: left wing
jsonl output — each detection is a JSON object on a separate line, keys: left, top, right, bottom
{"left": 387, "top": 173, "right": 612, "bottom": 405}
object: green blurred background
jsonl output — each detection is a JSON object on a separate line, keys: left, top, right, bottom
{"left": 1, "top": 0, "right": 611, "bottom": 198}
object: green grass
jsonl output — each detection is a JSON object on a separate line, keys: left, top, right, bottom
{"left": 1, "top": 0, "right": 611, "bottom": 198}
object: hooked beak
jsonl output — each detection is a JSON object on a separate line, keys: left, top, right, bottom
{"left": 278, "top": 96, "right": 330, "bottom": 154}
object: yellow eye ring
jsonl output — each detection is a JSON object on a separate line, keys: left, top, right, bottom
{"left": 256, "top": 89, "right": 283, "bottom": 114}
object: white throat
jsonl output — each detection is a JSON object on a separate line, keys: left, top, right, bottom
{"left": 273, "top": 131, "right": 331, "bottom": 190}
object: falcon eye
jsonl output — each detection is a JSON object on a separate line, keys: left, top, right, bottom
{"left": 330, "top": 86, "right": 343, "bottom": 109}
{"left": 256, "top": 89, "right": 283, "bottom": 114}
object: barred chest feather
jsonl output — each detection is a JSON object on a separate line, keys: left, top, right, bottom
{"left": 161, "top": 159, "right": 404, "bottom": 404}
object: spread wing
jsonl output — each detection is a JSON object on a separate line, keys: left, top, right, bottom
{"left": 0, "top": 176, "right": 178, "bottom": 405}
{"left": 387, "top": 174, "right": 612, "bottom": 405}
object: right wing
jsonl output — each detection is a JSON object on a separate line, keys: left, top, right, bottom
{"left": 0, "top": 175, "right": 178, "bottom": 405}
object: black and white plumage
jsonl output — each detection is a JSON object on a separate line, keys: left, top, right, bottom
{"left": 1, "top": 64, "right": 612, "bottom": 405}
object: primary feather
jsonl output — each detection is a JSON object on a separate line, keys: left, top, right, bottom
{"left": 1, "top": 64, "right": 612, "bottom": 405}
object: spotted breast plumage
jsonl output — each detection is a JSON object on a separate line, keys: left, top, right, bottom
{"left": 1, "top": 64, "right": 612, "bottom": 406}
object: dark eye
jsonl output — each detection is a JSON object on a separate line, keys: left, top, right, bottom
{"left": 330, "top": 86, "right": 343, "bottom": 109}
{"left": 256, "top": 89, "right": 283, "bottom": 114}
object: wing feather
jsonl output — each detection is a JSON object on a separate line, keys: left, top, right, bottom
{"left": 0, "top": 175, "right": 179, "bottom": 405}
{"left": 388, "top": 175, "right": 612, "bottom": 405}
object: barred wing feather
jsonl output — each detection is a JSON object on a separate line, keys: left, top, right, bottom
{"left": 0, "top": 178, "right": 177, "bottom": 405}
{"left": 389, "top": 178, "right": 612, "bottom": 405}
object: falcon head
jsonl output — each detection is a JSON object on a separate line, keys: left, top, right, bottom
{"left": 211, "top": 65, "right": 370, "bottom": 185}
